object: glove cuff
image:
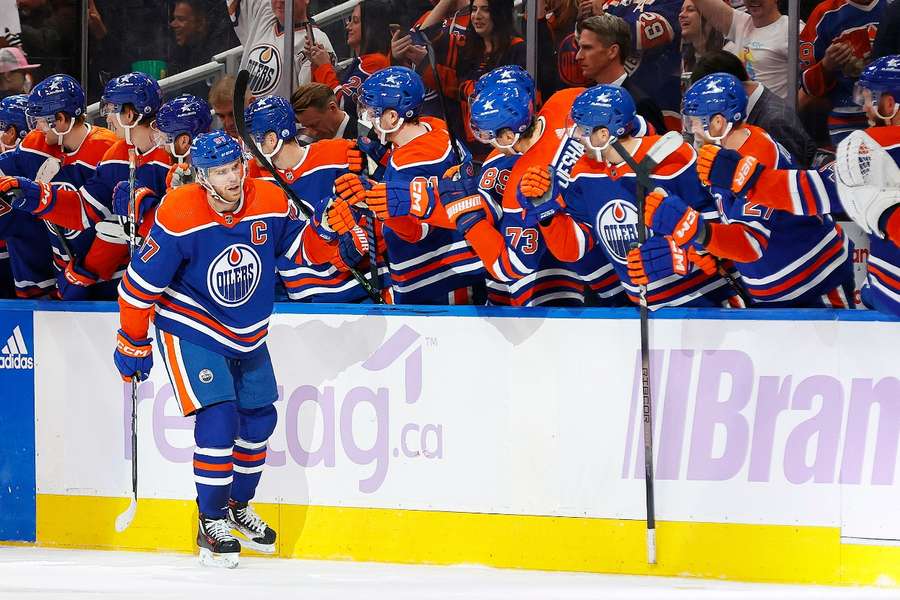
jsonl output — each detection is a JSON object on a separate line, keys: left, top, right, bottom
{"left": 116, "top": 330, "right": 152, "bottom": 358}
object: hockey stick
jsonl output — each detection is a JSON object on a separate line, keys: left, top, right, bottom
{"left": 610, "top": 130, "right": 683, "bottom": 565}
{"left": 232, "top": 70, "right": 383, "bottom": 303}
{"left": 115, "top": 146, "right": 140, "bottom": 533}
{"left": 615, "top": 134, "right": 752, "bottom": 306}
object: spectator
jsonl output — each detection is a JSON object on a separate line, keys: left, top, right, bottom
{"left": 307, "top": 0, "right": 390, "bottom": 125}
{"left": 456, "top": 0, "right": 555, "bottom": 160}
{"left": 690, "top": 50, "right": 817, "bottom": 167}
{"left": 208, "top": 74, "right": 248, "bottom": 139}
{"left": 575, "top": 14, "right": 667, "bottom": 135}
{"left": 15, "top": 0, "right": 78, "bottom": 81}
{"left": 291, "top": 82, "right": 355, "bottom": 140}
{"left": 872, "top": 0, "right": 900, "bottom": 59}
{"left": 679, "top": 0, "right": 725, "bottom": 85}
{"left": 799, "top": 0, "right": 885, "bottom": 145}
{"left": 170, "top": 0, "right": 239, "bottom": 74}
{"left": 395, "top": 0, "right": 469, "bottom": 141}
{"left": 690, "top": 0, "right": 792, "bottom": 99}
{"left": 0, "top": 47, "right": 40, "bottom": 97}
{"left": 230, "top": 0, "right": 336, "bottom": 98}
{"left": 549, "top": 0, "right": 591, "bottom": 88}
{"left": 604, "top": 0, "right": 683, "bottom": 131}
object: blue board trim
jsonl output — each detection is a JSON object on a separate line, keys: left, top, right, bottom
{"left": 0, "top": 308, "right": 35, "bottom": 542}
{"left": 1, "top": 299, "right": 897, "bottom": 322}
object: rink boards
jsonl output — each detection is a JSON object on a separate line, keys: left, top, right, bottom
{"left": 2, "top": 300, "right": 900, "bottom": 585}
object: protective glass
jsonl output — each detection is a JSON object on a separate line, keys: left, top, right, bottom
{"left": 681, "top": 114, "right": 709, "bottom": 136}
{"left": 150, "top": 120, "right": 177, "bottom": 146}
{"left": 99, "top": 100, "right": 124, "bottom": 118}
{"left": 25, "top": 109, "right": 55, "bottom": 132}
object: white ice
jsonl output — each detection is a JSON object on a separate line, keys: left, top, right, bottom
{"left": 1, "top": 546, "right": 898, "bottom": 600}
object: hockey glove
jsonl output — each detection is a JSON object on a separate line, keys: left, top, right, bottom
{"left": 697, "top": 144, "right": 764, "bottom": 196}
{"left": 517, "top": 166, "right": 566, "bottom": 227}
{"left": 346, "top": 141, "right": 365, "bottom": 174}
{"left": 441, "top": 194, "right": 487, "bottom": 236}
{"left": 356, "top": 135, "right": 389, "bottom": 164}
{"left": 334, "top": 173, "right": 370, "bottom": 206}
{"left": 644, "top": 189, "right": 706, "bottom": 247}
{"left": 333, "top": 226, "right": 370, "bottom": 272}
{"left": 64, "top": 261, "right": 99, "bottom": 288}
{"left": 626, "top": 236, "right": 690, "bottom": 286}
{"left": 0, "top": 175, "right": 52, "bottom": 214}
{"left": 168, "top": 163, "right": 194, "bottom": 188}
{"left": 325, "top": 198, "right": 359, "bottom": 236}
{"left": 114, "top": 329, "right": 153, "bottom": 382}
{"left": 112, "top": 181, "right": 159, "bottom": 221}
{"left": 368, "top": 172, "right": 480, "bottom": 221}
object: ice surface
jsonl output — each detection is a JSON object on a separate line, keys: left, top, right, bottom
{"left": 0, "top": 546, "right": 898, "bottom": 600}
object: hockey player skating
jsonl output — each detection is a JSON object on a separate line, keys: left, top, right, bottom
{"left": 520, "top": 85, "right": 743, "bottom": 309}
{"left": 648, "top": 73, "right": 855, "bottom": 307}
{"left": 697, "top": 55, "right": 900, "bottom": 316}
{"left": 114, "top": 131, "right": 305, "bottom": 568}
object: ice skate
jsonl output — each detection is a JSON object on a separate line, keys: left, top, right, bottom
{"left": 227, "top": 499, "right": 276, "bottom": 553}
{"left": 197, "top": 514, "right": 241, "bottom": 568}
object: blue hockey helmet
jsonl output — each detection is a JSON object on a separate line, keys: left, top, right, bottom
{"left": 244, "top": 95, "right": 297, "bottom": 143}
{"left": 473, "top": 65, "right": 536, "bottom": 100}
{"left": 682, "top": 73, "right": 747, "bottom": 141}
{"left": 191, "top": 130, "right": 244, "bottom": 170}
{"left": 26, "top": 74, "right": 85, "bottom": 129}
{"left": 154, "top": 94, "right": 212, "bottom": 141}
{"left": 191, "top": 130, "right": 246, "bottom": 201}
{"left": 100, "top": 72, "right": 162, "bottom": 120}
{"left": 0, "top": 94, "right": 30, "bottom": 140}
{"left": 854, "top": 55, "right": 900, "bottom": 121}
{"left": 153, "top": 94, "right": 212, "bottom": 159}
{"left": 470, "top": 84, "right": 534, "bottom": 149}
{"left": 359, "top": 66, "right": 426, "bottom": 120}
{"left": 567, "top": 85, "right": 638, "bottom": 157}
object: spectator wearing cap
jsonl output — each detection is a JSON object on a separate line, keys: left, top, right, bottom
{"left": 689, "top": 50, "right": 817, "bottom": 168}
{"left": 0, "top": 47, "right": 40, "bottom": 97}
{"left": 291, "top": 82, "right": 355, "bottom": 141}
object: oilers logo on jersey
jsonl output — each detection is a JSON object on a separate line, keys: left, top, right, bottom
{"left": 597, "top": 200, "right": 640, "bottom": 263}
{"left": 246, "top": 44, "right": 281, "bottom": 96}
{"left": 207, "top": 244, "right": 261, "bottom": 307}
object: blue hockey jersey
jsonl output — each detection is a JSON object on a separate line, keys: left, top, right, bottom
{"left": 118, "top": 178, "right": 303, "bottom": 358}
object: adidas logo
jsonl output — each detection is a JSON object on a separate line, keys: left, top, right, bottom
{"left": 0, "top": 325, "right": 34, "bottom": 370}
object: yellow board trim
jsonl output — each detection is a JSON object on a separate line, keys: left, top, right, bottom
{"left": 32, "top": 494, "right": 900, "bottom": 586}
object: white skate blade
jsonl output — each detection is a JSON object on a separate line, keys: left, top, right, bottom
{"left": 114, "top": 498, "right": 137, "bottom": 533}
{"left": 234, "top": 535, "right": 275, "bottom": 554}
{"left": 198, "top": 547, "right": 240, "bottom": 569}
{"left": 231, "top": 526, "right": 276, "bottom": 554}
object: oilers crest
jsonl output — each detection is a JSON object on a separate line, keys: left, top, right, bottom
{"left": 246, "top": 44, "right": 281, "bottom": 96}
{"left": 596, "top": 200, "right": 639, "bottom": 263}
{"left": 207, "top": 244, "right": 261, "bottom": 307}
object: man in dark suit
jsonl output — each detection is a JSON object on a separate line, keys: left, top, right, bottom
{"left": 291, "top": 82, "right": 357, "bottom": 142}
{"left": 575, "top": 14, "right": 668, "bottom": 135}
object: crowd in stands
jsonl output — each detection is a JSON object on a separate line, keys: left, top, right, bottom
{"left": 0, "top": 0, "right": 899, "bottom": 317}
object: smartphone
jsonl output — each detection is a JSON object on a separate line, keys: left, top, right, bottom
{"left": 305, "top": 20, "right": 315, "bottom": 45}
{"left": 409, "top": 27, "right": 429, "bottom": 47}
{"left": 389, "top": 23, "right": 402, "bottom": 36}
